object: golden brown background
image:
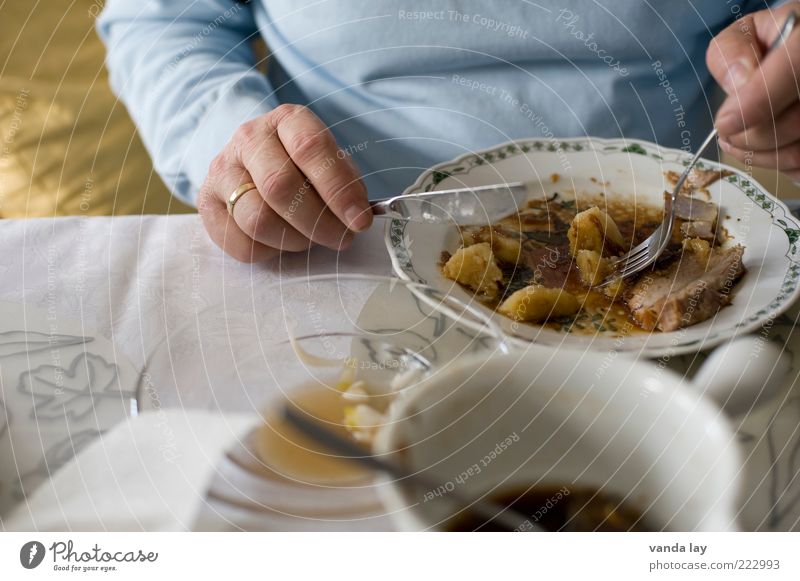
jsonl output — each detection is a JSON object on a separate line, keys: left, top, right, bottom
{"left": 0, "top": 1, "right": 194, "bottom": 218}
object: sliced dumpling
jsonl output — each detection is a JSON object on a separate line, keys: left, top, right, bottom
{"left": 491, "top": 232, "right": 522, "bottom": 264}
{"left": 442, "top": 242, "right": 503, "bottom": 299}
{"left": 497, "top": 285, "right": 579, "bottom": 322}
{"left": 460, "top": 226, "right": 522, "bottom": 264}
{"left": 576, "top": 249, "right": 611, "bottom": 287}
{"left": 568, "top": 206, "right": 625, "bottom": 257}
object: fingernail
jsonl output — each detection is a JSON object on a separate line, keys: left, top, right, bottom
{"left": 344, "top": 204, "right": 368, "bottom": 231}
{"left": 719, "top": 139, "right": 732, "bottom": 152}
{"left": 724, "top": 62, "right": 751, "bottom": 92}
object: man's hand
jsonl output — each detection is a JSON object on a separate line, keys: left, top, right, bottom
{"left": 197, "top": 104, "right": 372, "bottom": 262}
{"left": 707, "top": 4, "right": 800, "bottom": 179}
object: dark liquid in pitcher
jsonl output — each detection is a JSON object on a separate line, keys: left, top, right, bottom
{"left": 447, "top": 486, "right": 652, "bottom": 532}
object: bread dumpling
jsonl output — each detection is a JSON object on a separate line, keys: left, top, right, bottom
{"left": 460, "top": 227, "right": 521, "bottom": 264}
{"left": 568, "top": 206, "right": 625, "bottom": 256}
{"left": 442, "top": 242, "right": 503, "bottom": 299}
{"left": 576, "top": 249, "right": 611, "bottom": 287}
{"left": 497, "top": 285, "right": 579, "bottom": 322}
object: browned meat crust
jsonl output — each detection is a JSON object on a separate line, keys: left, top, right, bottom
{"left": 686, "top": 168, "right": 732, "bottom": 190}
{"left": 679, "top": 220, "right": 716, "bottom": 241}
{"left": 626, "top": 242, "right": 745, "bottom": 332}
{"left": 665, "top": 168, "right": 732, "bottom": 192}
{"left": 670, "top": 193, "right": 718, "bottom": 222}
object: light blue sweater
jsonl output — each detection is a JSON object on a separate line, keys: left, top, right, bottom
{"left": 98, "top": 1, "right": 777, "bottom": 204}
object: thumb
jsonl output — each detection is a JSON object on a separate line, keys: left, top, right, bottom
{"left": 706, "top": 17, "right": 763, "bottom": 94}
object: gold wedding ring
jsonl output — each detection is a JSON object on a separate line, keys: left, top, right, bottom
{"left": 226, "top": 182, "right": 258, "bottom": 216}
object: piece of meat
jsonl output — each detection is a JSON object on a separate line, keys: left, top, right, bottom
{"left": 679, "top": 220, "right": 716, "bottom": 241}
{"left": 670, "top": 193, "right": 718, "bottom": 222}
{"left": 665, "top": 168, "right": 731, "bottom": 192}
{"left": 686, "top": 168, "right": 731, "bottom": 190}
{"left": 626, "top": 242, "right": 745, "bottom": 332}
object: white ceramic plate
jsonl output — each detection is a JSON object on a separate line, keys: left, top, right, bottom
{"left": 385, "top": 137, "right": 800, "bottom": 357}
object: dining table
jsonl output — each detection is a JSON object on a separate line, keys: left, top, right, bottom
{"left": 1, "top": 211, "right": 800, "bottom": 532}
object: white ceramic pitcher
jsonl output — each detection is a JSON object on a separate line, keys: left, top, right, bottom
{"left": 374, "top": 335, "right": 791, "bottom": 531}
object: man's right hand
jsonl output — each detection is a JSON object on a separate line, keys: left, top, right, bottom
{"left": 197, "top": 104, "right": 373, "bottom": 262}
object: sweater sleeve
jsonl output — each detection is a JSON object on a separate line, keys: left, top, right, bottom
{"left": 97, "top": 0, "right": 278, "bottom": 205}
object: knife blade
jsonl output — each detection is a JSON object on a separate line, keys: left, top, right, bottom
{"left": 370, "top": 181, "right": 532, "bottom": 226}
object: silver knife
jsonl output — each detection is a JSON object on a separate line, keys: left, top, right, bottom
{"left": 370, "top": 181, "right": 532, "bottom": 226}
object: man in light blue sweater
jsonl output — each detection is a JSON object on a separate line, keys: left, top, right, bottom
{"left": 98, "top": 1, "right": 798, "bottom": 261}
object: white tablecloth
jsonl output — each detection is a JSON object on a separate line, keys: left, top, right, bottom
{"left": 0, "top": 215, "right": 391, "bottom": 409}
{"left": 1, "top": 214, "right": 799, "bottom": 531}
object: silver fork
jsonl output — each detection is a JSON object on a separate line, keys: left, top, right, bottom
{"left": 600, "top": 11, "right": 797, "bottom": 287}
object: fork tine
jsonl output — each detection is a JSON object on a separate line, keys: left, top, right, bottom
{"left": 609, "top": 242, "right": 646, "bottom": 265}
{"left": 610, "top": 224, "right": 663, "bottom": 265}
{"left": 611, "top": 244, "right": 647, "bottom": 266}
{"left": 617, "top": 252, "right": 653, "bottom": 276}
{"left": 610, "top": 240, "right": 652, "bottom": 267}
{"left": 615, "top": 238, "right": 664, "bottom": 274}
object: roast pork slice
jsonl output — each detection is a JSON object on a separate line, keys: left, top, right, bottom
{"left": 626, "top": 241, "right": 745, "bottom": 332}
{"left": 670, "top": 193, "right": 718, "bottom": 222}
{"left": 686, "top": 168, "right": 730, "bottom": 190}
{"left": 666, "top": 168, "right": 730, "bottom": 192}
{"left": 679, "top": 220, "right": 716, "bottom": 241}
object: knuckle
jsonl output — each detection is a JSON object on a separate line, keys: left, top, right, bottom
{"left": 242, "top": 204, "right": 272, "bottom": 240}
{"left": 704, "top": 54, "right": 717, "bottom": 77}
{"left": 270, "top": 103, "right": 305, "bottom": 125}
{"left": 322, "top": 177, "right": 366, "bottom": 207}
{"left": 705, "top": 44, "right": 725, "bottom": 78}
{"left": 258, "top": 169, "right": 296, "bottom": 204}
{"left": 207, "top": 154, "right": 229, "bottom": 179}
{"left": 704, "top": 40, "right": 717, "bottom": 63}
{"left": 233, "top": 120, "right": 260, "bottom": 144}
{"left": 289, "top": 131, "right": 332, "bottom": 165}
{"left": 196, "top": 186, "right": 215, "bottom": 216}
{"left": 320, "top": 183, "right": 354, "bottom": 208}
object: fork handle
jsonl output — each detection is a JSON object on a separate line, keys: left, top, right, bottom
{"left": 668, "top": 129, "right": 719, "bottom": 202}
